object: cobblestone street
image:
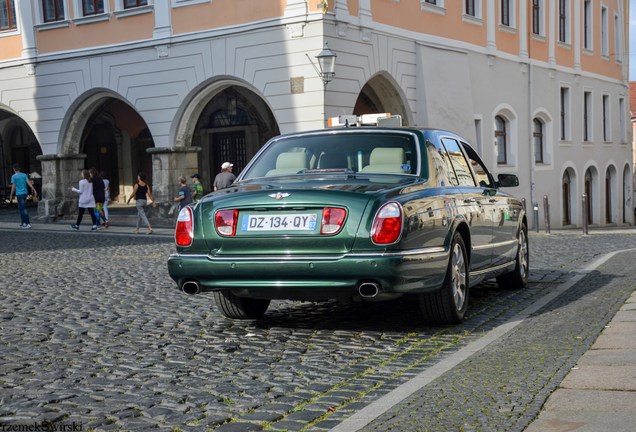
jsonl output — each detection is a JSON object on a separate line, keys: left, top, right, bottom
{"left": 1, "top": 227, "right": 635, "bottom": 431}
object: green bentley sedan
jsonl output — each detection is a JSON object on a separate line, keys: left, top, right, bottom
{"left": 167, "top": 120, "right": 528, "bottom": 325}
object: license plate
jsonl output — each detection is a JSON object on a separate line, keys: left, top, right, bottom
{"left": 241, "top": 213, "right": 318, "bottom": 231}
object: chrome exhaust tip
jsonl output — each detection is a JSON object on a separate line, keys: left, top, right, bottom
{"left": 182, "top": 280, "right": 201, "bottom": 295}
{"left": 358, "top": 281, "right": 381, "bottom": 298}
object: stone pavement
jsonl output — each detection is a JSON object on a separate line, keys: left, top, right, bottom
{"left": 1, "top": 206, "right": 635, "bottom": 431}
{"left": 524, "top": 285, "right": 636, "bottom": 432}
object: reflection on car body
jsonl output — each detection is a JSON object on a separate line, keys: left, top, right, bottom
{"left": 167, "top": 116, "right": 529, "bottom": 325}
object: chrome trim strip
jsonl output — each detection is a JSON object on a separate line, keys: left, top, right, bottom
{"left": 470, "top": 260, "right": 515, "bottom": 276}
{"left": 472, "top": 239, "right": 517, "bottom": 251}
{"left": 169, "top": 246, "right": 448, "bottom": 262}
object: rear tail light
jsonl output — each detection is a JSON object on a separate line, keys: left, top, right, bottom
{"left": 175, "top": 207, "right": 194, "bottom": 246}
{"left": 371, "top": 202, "right": 403, "bottom": 245}
{"left": 321, "top": 207, "right": 347, "bottom": 235}
{"left": 215, "top": 209, "right": 239, "bottom": 236}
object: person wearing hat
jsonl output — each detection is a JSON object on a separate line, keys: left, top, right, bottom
{"left": 213, "top": 162, "right": 236, "bottom": 191}
{"left": 190, "top": 173, "right": 204, "bottom": 202}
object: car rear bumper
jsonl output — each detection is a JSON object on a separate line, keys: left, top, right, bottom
{"left": 167, "top": 247, "right": 449, "bottom": 300}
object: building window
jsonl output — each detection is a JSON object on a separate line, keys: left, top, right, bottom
{"left": 495, "top": 115, "right": 508, "bottom": 165}
{"left": 602, "top": 94, "right": 610, "bottom": 141}
{"left": 533, "top": 119, "right": 544, "bottom": 163}
{"left": 42, "top": 0, "right": 65, "bottom": 22}
{"left": 558, "top": 0, "right": 567, "bottom": 43}
{"left": 614, "top": 13, "right": 622, "bottom": 63}
{"left": 465, "top": 0, "right": 475, "bottom": 16}
{"left": 601, "top": 6, "right": 608, "bottom": 56}
{"left": 583, "top": 91, "right": 592, "bottom": 142}
{"left": 532, "top": 0, "right": 540, "bottom": 34}
{"left": 560, "top": 87, "right": 570, "bottom": 141}
{"left": 501, "top": 0, "right": 510, "bottom": 26}
{"left": 583, "top": 0, "right": 592, "bottom": 50}
{"left": 619, "top": 97, "right": 626, "bottom": 143}
{"left": 425, "top": 0, "right": 437, "bottom": 4}
{"left": 83, "top": 0, "right": 105, "bottom": 16}
{"left": 124, "top": 0, "right": 147, "bottom": 8}
{"left": 0, "top": 0, "right": 17, "bottom": 30}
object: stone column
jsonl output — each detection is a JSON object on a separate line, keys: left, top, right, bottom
{"left": 147, "top": 146, "right": 201, "bottom": 220}
{"left": 36, "top": 154, "right": 86, "bottom": 222}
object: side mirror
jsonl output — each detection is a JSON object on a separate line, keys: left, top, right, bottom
{"left": 497, "top": 173, "right": 519, "bottom": 188}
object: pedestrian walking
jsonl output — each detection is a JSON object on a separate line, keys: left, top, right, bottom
{"left": 191, "top": 173, "right": 204, "bottom": 202}
{"left": 70, "top": 169, "right": 98, "bottom": 231}
{"left": 8, "top": 163, "right": 38, "bottom": 229}
{"left": 100, "top": 170, "right": 111, "bottom": 227}
{"left": 174, "top": 176, "right": 193, "bottom": 211}
{"left": 89, "top": 167, "right": 107, "bottom": 229}
{"left": 126, "top": 173, "right": 157, "bottom": 234}
{"left": 213, "top": 162, "right": 236, "bottom": 191}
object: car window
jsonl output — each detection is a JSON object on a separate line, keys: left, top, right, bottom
{"left": 441, "top": 137, "right": 475, "bottom": 187}
{"left": 242, "top": 132, "right": 421, "bottom": 179}
{"left": 460, "top": 141, "right": 494, "bottom": 188}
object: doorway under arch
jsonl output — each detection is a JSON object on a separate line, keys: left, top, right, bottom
{"left": 353, "top": 73, "right": 412, "bottom": 126}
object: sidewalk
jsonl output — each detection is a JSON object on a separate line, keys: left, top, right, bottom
{"left": 524, "top": 288, "right": 636, "bottom": 432}
{"left": 0, "top": 206, "right": 175, "bottom": 237}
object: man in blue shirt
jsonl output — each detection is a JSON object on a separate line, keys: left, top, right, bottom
{"left": 9, "top": 163, "right": 38, "bottom": 229}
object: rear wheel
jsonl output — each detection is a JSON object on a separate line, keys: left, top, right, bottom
{"left": 496, "top": 225, "right": 529, "bottom": 289}
{"left": 418, "top": 232, "right": 469, "bottom": 325}
{"left": 213, "top": 290, "right": 270, "bottom": 319}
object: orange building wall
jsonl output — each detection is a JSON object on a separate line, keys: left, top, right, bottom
{"left": 370, "top": 0, "right": 487, "bottom": 48}
{"left": 172, "top": 0, "right": 285, "bottom": 36}
{"left": 0, "top": 35, "right": 22, "bottom": 60}
{"left": 36, "top": 13, "right": 153, "bottom": 54}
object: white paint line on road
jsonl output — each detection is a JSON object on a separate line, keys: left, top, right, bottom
{"left": 329, "top": 248, "right": 636, "bottom": 432}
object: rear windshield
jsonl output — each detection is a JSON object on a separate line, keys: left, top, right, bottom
{"left": 241, "top": 131, "right": 420, "bottom": 179}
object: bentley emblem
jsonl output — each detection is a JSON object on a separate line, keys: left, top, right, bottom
{"left": 269, "top": 192, "right": 290, "bottom": 200}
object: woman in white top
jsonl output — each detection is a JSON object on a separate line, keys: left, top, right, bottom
{"left": 100, "top": 170, "right": 110, "bottom": 228}
{"left": 70, "top": 169, "right": 98, "bottom": 231}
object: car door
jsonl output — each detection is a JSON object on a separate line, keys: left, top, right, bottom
{"left": 440, "top": 137, "right": 494, "bottom": 271}
{"left": 459, "top": 141, "right": 517, "bottom": 266}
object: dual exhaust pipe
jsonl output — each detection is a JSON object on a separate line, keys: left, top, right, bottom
{"left": 182, "top": 280, "right": 201, "bottom": 295}
{"left": 181, "top": 279, "right": 382, "bottom": 299}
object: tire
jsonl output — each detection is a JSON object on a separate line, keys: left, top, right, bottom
{"left": 213, "top": 290, "right": 270, "bottom": 319}
{"left": 419, "top": 232, "right": 469, "bottom": 325}
{"left": 496, "top": 225, "right": 529, "bottom": 289}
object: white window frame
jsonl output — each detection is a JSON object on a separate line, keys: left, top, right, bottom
{"left": 531, "top": 0, "right": 545, "bottom": 37}
{"left": 619, "top": 97, "right": 627, "bottom": 144}
{"left": 583, "top": 0, "right": 593, "bottom": 51}
{"left": 493, "top": 105, "right": 518, "bottom": 167}
{"left": 600, "top": 6, "right": 609, "bottom": 57}
{"left": 72, "top": 0, "right": 110, "bottom": 25}
{"left": 464, "top": 0, "right": 482, "bottom": 20}
{"left": 113, "top": 0, "right": 153, "bottom": 17}
{"left": 583, "top": 90, "right": 593, "bottom": 142}
{"left": 558, "top": 0, "right": 570, "bottom": 44}
{"left": 614, "top": 13, "right": 622, "bottom": 64}
{"left": 560, "top": 85, "right": 571, "bottom": 141}
{"left": 35, "top": 0, "right": 71, "bottom": 28}
{"left": 602, "top": 93, "right": 611, "bottom": 142}
{"left": 500, "top": 0, "right": 516, "bottom": 28}
{"left": 421, "top": 0, "right": 445, "bottom": 15}
{"left": 532, "top": 109, "right": 554, "bottom": 168}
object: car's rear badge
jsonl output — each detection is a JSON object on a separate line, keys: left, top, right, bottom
{"left": 269, "top": 192, "right": 290, "bottom": 200}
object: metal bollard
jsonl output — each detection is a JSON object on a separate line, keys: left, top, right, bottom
{"left": 543, "top": 195, "right": 551, "bottom": 235}
{"left": 581, "top": 193, "right": 588, "bottom": 235}
{"left": 533, "top": 203, "right": 539, "bottom": 232}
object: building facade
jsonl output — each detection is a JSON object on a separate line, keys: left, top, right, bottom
{"left": 0, "top": 0, "right": 631, "bottom": 228}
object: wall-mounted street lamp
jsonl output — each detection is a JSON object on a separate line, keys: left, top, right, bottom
{"left": 307, "top": 42, "right": 337, "bottom": 88}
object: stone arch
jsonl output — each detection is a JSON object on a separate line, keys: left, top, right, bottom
{"left": 171, "top": 77, "right": 280, "bottom": 191}
{"left": 603, "top": 162, "right": 618, "bottom": 225}
{"left": 583, "top": 163, "right": 600, "bottom": 226}
{"left": 353, "top": 72, "right": 413, "bottom": 126}
{"left": 561, "top": 164, "right": 577, "bottom": 227}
